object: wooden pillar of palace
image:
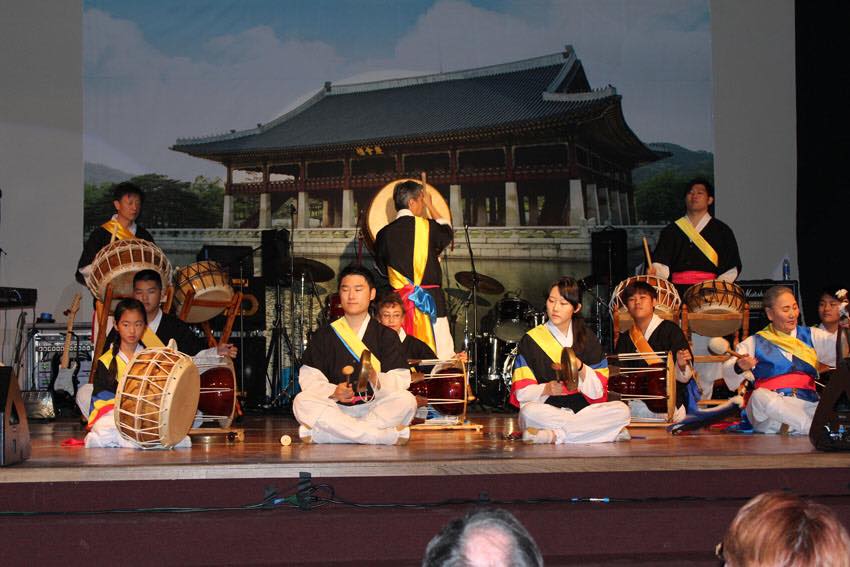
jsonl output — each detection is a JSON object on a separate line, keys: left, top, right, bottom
{"left": 627, "top": 171, "right": 638, "bottom": 223}
{"left": 619, "top": 190, "right": 631, "bottom": 225}
{"left": 610, "top": 185, "right": 623, "bottom": 225}
{"left": 504, "top": 144, "right": 519, "bottom": 227}
{"left": 222, "top": 165, "right": 234, "bottom": 229}
{"left": 597, "top": 185, "right": 610, "bottom": 224}
{"left": 527, "top": 192, "right": 539, "bottom": 226}
{"left": 566, "top": 139, "right": 586, "bottom": 226}
{"left": 342, "top": 156, "right": 354, "bottom": 228}
{"left": 585, "top": 181, "right": 600, "bottom": 225}
{"left": 296, "top": 160, "right": 309, "bottom": 229}
{"left": 259, "top": 162, "right": 272, "bottom": 229}
{"left": 449, "top": 148, "right": 463, "bottom": 227}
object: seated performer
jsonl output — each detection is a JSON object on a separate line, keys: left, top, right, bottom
{"left": 377, "top": 292, "right": 437, "bottom": 362}
{"left": 76, "top": 270, "right": 237, "bottom": 415}
{"left": 293, "top": 265, "right": 417, "bottom": 445}
{"left": 817, "top": 288, "right": 844, "bottom": 336}
{"left": 374, "top": 179, "right": 455, "bottom": 359}
{"left": 722, "top": 285, "right": 837, "bottom": 435}
{"left": 511, "top": 277, "right": 630, "bottom": 444}
{"left": 614, "top": 280, "right": 694, "bottom": 418}
{"left": 76, "top": 181, "right": 154, "bottom": 285}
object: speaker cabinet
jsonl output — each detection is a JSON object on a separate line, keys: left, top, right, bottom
{"left": 0, "top": 367, "right": 31, "bottom": 466}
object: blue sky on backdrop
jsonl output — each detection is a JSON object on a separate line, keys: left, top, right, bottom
{"left": 84, "top": 0, "right": 711, "bottom": 181}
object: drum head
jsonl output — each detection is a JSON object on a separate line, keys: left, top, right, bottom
{"left": 363, "top": 178, "right": 451, "bottom": 249}
{"left": 160, "top": 359, "right": 200, "bottom": 447}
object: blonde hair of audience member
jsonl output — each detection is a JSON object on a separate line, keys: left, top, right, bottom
{"left": 720, "top": 491, "right": 850, "bottom": 567}
{"left": 422, "top": 508, "right": 543, "bottom": 567}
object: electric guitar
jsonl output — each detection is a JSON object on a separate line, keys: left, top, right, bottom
{"left": 50, "top": 293, "right": 82, "bottom": 397}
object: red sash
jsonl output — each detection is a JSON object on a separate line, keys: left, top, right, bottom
{"left": 671, "top": 271, "right": 716, "bottom": 286}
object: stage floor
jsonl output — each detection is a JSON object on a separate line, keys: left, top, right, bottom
{"left": 5, "top": 412, "right": 849, "bottom": 484}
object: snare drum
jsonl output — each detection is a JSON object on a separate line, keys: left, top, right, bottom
{"left": 609, "top": 275, "right": 681, "bottom": 332}
{"left": 173, "top": 261, "right": 235, "bottom": 323}
{"left": 114, "top": 346, "right": 200, "bottom": 449}
{"left": 195, "top": 356, "right": 237, "bottom": 429}
{"left": 87, "top": 239, "right": 173, "bottom": 302}
{"left": 490, "top": 298, "right": 537, "bottom": 342}
{"left": 683, "top": 280, "right": 746, "bottom": 337}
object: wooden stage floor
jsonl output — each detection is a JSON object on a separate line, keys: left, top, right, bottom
{"left": 5, "top": 412, "right": 850, "bottom": 484}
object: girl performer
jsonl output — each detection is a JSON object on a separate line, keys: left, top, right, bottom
{"left": 511, "top": 277, "right": 630, "bottom": 444}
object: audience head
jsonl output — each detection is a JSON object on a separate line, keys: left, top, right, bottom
{"left": 720, "top": 491, "right": 850, "bottom": 567}
{"left": 422, "top": 507, "right": 543, "bottom": 567}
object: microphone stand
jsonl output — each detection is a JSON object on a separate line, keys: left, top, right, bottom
{"left": 463, "top": 224, "right": 481, "bottom": 402}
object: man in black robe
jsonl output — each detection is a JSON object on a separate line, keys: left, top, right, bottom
{"left": 293, "top": 266, "right": 417, "bottom": 445}
{"left": 374, "top": 179, "right": 454, "bottom": 359}
{"left": 649, "top": 178, "right": 741, "bottom": 296}
{"left": 76, "top": 182, "right": 155, "bottom": 285}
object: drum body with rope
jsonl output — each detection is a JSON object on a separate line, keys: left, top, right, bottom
{"left": 362, "top": 178, "right": 452, "bottom": 251}
{"left": 114, "top": 346, "right": 200, "bottom": 449}
{"left": 609, "top": 275, "right": 681, "bottom": 332}
{"left": 409, "top": 359, "right": 469, "bottom": 416}
{"left": 173, "top": 261, "right": 235, "bottom": 323}
{"left": 87, "top": 239, "right": 173, "bottom": 302}
{"left": 683, "top": 280, "right": 746, "bottom": 337}
{"left": 194, "top": 356, "right": 237, "bottom": 429}
{"left": 607, "top": 352, "right": 675, "bottom": 420}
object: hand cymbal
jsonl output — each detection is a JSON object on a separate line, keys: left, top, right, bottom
{"left": 289, "top": 257, "right": 335, "bottom": 283}
{"left": 454, "top": 271, "right": 505, "bottom": 295}
{"left": 445, "top": 287, "right": 491, "bottom": 307}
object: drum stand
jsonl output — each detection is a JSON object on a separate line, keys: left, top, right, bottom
{"left": 174, "top": 286, "right": 244, "bottom": 348}
{"left": 89, "top": 284, "right": 174, "bottom": 379}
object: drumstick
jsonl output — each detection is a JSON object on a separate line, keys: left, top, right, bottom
{"left": 707, "top": 337, "right": 745, "bottom": 359}
{"left": 642, "top": 237, "right": 653, "bottom": 273}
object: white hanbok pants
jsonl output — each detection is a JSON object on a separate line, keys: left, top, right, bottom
{"left": 519, "top": 400, "right": 631, "bottom": 444}
{"left": 293, "top": 389, "right": 417, "bottom": 444}
{"left": 747, "top": 388, "right": 817, "bottom": 435}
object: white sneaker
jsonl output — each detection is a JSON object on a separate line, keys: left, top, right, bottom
{"left": 522, "top": 427, "right": 555, "bottom": 444}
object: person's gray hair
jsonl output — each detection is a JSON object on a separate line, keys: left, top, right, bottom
{"left": 393, "top": 179, "right": 424, "bottom": 211}
{"left": 422, "top": 508, "right": 543, "bottom": 567}
{"left": 763, "top": 285, "right": 795, "bottom": 310}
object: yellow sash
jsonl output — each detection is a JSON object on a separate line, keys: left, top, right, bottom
{"left": 674, "top": 217, "right": 718, "bottom": 267}
{"left": 756, "top": 324, "right": 819, "bottom": 370}
{"left": 387, "top": 216, "right": 436, "bottom": 352}
{"left": 97, "top": 349, "right": 129, "bottom": 387}
{"left": 100, "top": 219, "right": 136, "bottom": 241}
{"left": 141, "top": 327, "right": 165, "bottom": 348}
{"left": 330, "top": 318, "right": 382, "bottom": 372}
{"left": 527, "top": 325, "right": 565, "bottom": 364}
{"left": 629, "top": 325, "right": 664, "bottom": 365}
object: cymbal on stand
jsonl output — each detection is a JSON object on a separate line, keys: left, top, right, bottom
{"left": 454, "top": 271, "right": 505, "bottom": 295}
{"left": 445, "top": 287, "right": 491, "bottom": 307}
{"left": 289, "top": 257, "right": 335, "bottom": 283}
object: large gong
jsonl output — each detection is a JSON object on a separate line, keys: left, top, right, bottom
{"left": 362, "top": 178, "right": 452, "bottom": 250}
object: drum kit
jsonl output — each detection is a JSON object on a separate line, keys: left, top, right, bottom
{"left": 448, "top": 270, "right": 547, "bottom": 410}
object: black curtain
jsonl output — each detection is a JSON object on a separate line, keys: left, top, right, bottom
{"left": 796, "top": 1, "right": 850, "bottom": 321}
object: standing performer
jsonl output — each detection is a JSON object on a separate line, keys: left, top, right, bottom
{"left": 649, "top": 178, "right": 741, "bottom": 292}
{"left": 511, "top": 277, "right": 630, "bottom": 444}
{"left": 76, "top": 182, "right": 154, "bottom": 284}
{"left": 374, "top": 179, "right": 455, "bottom": 359}
{"left": 649, "top": 178, "right": 742, "bottom": 398}
{"left": 615, "top": 280, "right": 694, "bottom": 420}
{"left": 722, "top": 286, "right": 837, "bottom": 435}
{"left": 293, "top": 266, "right": 417, "bottom": 445}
